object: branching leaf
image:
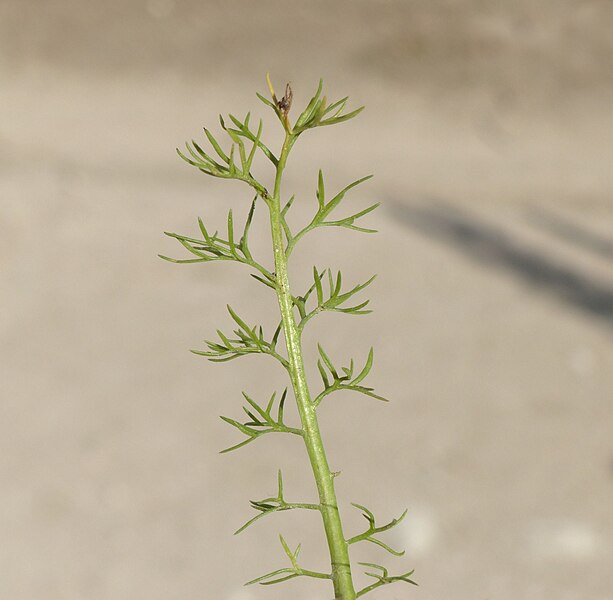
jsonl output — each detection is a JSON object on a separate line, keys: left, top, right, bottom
{"left": 320, "top": 175, "right": 374, "bottom": 221}
{"left": 203, "top": 127, "right": 230, "bottom": 163}
{"left": 286, "top": 173, "right": 377, "bottom": 256}
{"left": 245, "top": 535, "right": 331, "bottom": 587}
{"left": 294, "top": 78, "right": 323, "bottom": 130}
{"left": 292, "top": 78, "right": 363, "bottom": 134}
{"left": 356, "top": 562, "right": 417, "bottom": 597}
{"left": 176, "top": 122, "right": 271, "bottom": 198}
{"left": 320, "top": 105, "right": 365, "bottom": 127}
{"left": 161, "top": 208, "right": 275, "bottom": 287}
{"left": 220, "top": 390, "right": 302, "bottom": 455}
{"left": 296, "top": 268, "right": 375, "bottom": 330}
{"left": 192, "top": 306, "right": 288, "bottom": 367}
{"left": 347, "top": 503, "right": 408, "bottom": 557}
{"left": 312, "top": 347, "right": 388, "bottom": 406}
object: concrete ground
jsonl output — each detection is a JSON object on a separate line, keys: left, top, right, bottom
{"left": 1, "top": 1, "right": 612, "bottom": 599}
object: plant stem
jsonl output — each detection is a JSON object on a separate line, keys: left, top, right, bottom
{"left": 267, "top": 133, "right": 356, "bottom": 600}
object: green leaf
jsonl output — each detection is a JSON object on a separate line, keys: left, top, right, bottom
{"left": 227, "top": 209, "right": 236, "bottom": 255}
{"left": 158, "top": 254, "right": 208, "bottom": 264}
{"left": 246, "top": 569, "right": 299, "bottom": 586}
{"left": 281, "top": 194, "right": 295, "bottom": 217}
{"left": 314, "top": 266, "right": 324, "bottom": 305}
{"left": 317, "top": 359, "right": 330, "bottom": 389}
{"left": 242, "top": 392, "right": 272, "bottom": 424}
{"left": 240, "top": 197, "right": 257, "bottom": 257}
{"left": 271, "top": 322, "right": 282, "bottom": 349}
{"left": 322, "top": 96, "right": 348, "bottom": 117}
{"left": 316, "top": 170, "right": 325, "bottom": 209}
{"left": 295, "top": 78, "right": 323, "bottom": 128}
{"left": 251, "top": 273, "right": 276, "bottom": 290}
{"left": 256, "top": 91, "right": 277, "bottom": 110}
{"left": 245, "top": 119, "right": 262, "bottom": 172}
{"left": 351, "top": 348, "right": 374, "bottom": 385}
{"left": 342, "top": 359, "right": 354, "bottom": 379}
{"left": 317, "top": 344, "right": 339, "bottom": 380}
{"left": 366, "top": 537, "right": 405, "bottom": 557}
{"left": 227, "top": 116, "right": 244, "bottom": 139}
{"left": 351, "top": 385, "right": 388, "bottom": 402}
{"left": 226, "top": 117, "right": 248, "bottom": 171}
{"left": 277, "top": 388, "right": 287, "bottom": 423}
{"left": 321, "top": 175, "right": 373, "bottom": 220}
{"left": 219, "top": 437, "right": 258, "bottom": 454}
{"left": 203, "top": 127, "right": 230, "bottom": 163}
{"left": 310, "top": 96, "right": 328, "bottom": 127}
{"left": 228, "top": 144, "right": 236, "bottom": 174}
{"left": 176, "top": 238, "right": 209, "bottom": 258}
{"left": 331, "top": 270, "right": 342, "bottom": 298}
{"left": 333, "top": 274, "right": 376, "bottom": 306}
{"left": 216, "top": 329, "right": 234, "bottom": 348}
{"left": 220, "top": 415, "right": 257, "bottom": 437}
{"left": 334, "top": 300, "right": 372, "bottom": 315}
{"left": 243, "top": 407, "right": 264, "bottom": 426}
{"left": 325, "top": 203, "right": 380, "bottom": 233}
{"left": 321, "top": 105, "right": 365, "bottom": 126}
{"left": 351, "top": 502, "right": 375, "bottom": 526}
{"left": 176, "top": 147, "right": 201, "bottom": 168}
{"left": 197, "top": 217, "right": 211, "bottom": 243}
{"left": 265, "top": 392, "right": 276, "bottom": 415}
{"left": 226, "top": 305, "right": 256, "bottom": 341}
{"left": 279, "top": 534, "right": 294, "bottom": 563}
{"left": 349, "top": 508, "right": 407, "bottom": 555}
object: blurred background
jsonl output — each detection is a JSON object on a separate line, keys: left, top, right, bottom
{"left": 1, "top": 1, "right": 612, "bottom": 598}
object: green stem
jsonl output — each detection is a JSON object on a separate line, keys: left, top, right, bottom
{"left": 267, "top": 133, "right": 356, "bottom": 600}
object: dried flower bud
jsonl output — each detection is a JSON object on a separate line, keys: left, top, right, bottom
{"left": 277, "top": 83, "right": 293, "bottom": 116}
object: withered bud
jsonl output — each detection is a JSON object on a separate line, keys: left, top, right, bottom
{"left": 277, "top": 83, "right": 293, "bottom": 116}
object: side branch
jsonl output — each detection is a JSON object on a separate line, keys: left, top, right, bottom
{"left": 235, "top": 470, "right": 319, "bottom": 534}
{"left": 296, "top": 267, "right": 375, "bottom": 332}
{"left": 286, "top": 171, "right": 377, "bottom": 257}
{"left": 356, "top": 562, "right": 417, "bottom": 597}
{"left": 177, "top": 115, "right": 272, "bottom": 200}
{"left": 220, "top": 390, "right": 302, "bottom": 454}
{"left": 346, "top": 503, "right": 407, "bottom": 556}
{"left": 160, "top": 199, "right": 276, "bottom": 287}
{"left": 191, "top": 305, "right": 288, "bottom": 368}
{"left": 246, "top": 535, "right": 332, "bottom": 587}
{"left": 313, "top": 346, "right": 388, "bottom": 407}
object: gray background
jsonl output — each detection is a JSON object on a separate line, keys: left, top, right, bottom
{"left": 1, "top": 1, "right": 612, "bottom": 599}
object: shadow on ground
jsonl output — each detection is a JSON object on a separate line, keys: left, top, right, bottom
{"left": 528, "top": 208, "right": 613, "bottom": 261}
{"left": 387, "top": 200, "right": 613, "bottom": 331}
